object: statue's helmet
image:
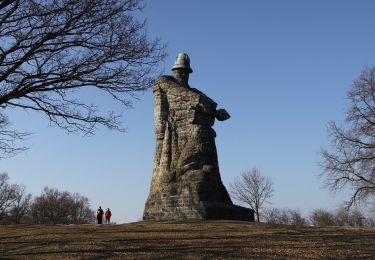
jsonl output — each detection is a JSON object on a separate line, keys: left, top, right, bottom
{"left": 172, "top": 52, "right": 193, "bottom": 73}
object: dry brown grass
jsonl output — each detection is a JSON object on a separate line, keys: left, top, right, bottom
{"left": 0, "top": 220, "right": 374, "bottom": 259}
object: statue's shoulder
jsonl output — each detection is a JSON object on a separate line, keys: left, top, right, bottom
{"left": 154, "top": 75, "right": 178, "bottom": 92}
{"left": 189, "top": 87, "right": 203, "bottom": 95}
{"left": 189, "top": 87, "right": 210, "bottom": 100}
{"left": 189, "top": 87, "right": 217, "bottom": 107}
{"left": 154, "top": 75, "right": 175, "bottom": 85}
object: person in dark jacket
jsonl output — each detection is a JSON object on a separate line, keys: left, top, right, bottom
{"left": 96, "top": 206, "right": 104, "bottom": 224}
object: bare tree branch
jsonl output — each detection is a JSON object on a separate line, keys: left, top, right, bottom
{"left": 0, "top": 0, "right": 165, "bottom": 158}
{"left": 0, "top": 113, "right": 28, "bottom": 158}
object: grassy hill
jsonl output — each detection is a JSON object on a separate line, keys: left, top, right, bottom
{"left": 1, "top": 220, "right": 374, "bottom": 259}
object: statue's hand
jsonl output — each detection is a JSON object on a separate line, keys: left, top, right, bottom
{"left": 215, "top": 109, "right": 230, "bottom": 121}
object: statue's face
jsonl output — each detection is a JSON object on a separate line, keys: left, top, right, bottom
{"left": 173, "top": 69, "right": 189, "bottom": 87}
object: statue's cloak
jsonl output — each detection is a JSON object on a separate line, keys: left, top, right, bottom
{"left": 143, "top": 76, "right": 253, "bottom": 221}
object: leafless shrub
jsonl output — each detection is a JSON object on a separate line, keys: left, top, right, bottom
{"left": 31, "top": 187, "right": 95, "bottom": 224}
{"left": 309, "top": 209, "right": 335, "bottom": 227}
{"left": 263, "top": 208, "right": 308, "bottom": 226}
{"left": 309, "top": 207, "right": 370, "bottom": 227}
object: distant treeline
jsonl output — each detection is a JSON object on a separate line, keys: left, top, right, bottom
{"left": 0, "top": 173, "right": 95, "bottom": 224}
{"left": 263, "top": 207, "right": 375, "bottom": 227}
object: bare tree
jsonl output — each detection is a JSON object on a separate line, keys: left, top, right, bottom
{"left": 229, "top": 167, "right": 274, "bottom": 222}
{"left": 6, "top": 184, "right": 32, "bottom": 224}
{"left": 309, "top": 209, "right": 335, "bottom": 227}
{"left": 321, "top": 66, "right": 375, "bottom": 206}
{"left": 31, "top": 186, "right": 95, "bottom": 224}
{"left": 0, "top": 0, "right": 165, "bottom": 158}
{"left": 69, "top": 192, "right": 95, "bottom": 224}
{"left": 0, "top": 172, "right": 18, "bottom": 220}
{"left": 0, "top": 172, "right": 32, "bottom": 223}
{"left": 288, "top": 209, "right": 309, "bottom": 227}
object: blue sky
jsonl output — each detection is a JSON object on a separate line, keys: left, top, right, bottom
{"left": 2, "top": 0, "right": 375, "bottom": 223}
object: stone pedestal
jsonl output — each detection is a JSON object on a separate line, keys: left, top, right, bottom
{"left": 143, "top": 75, "right": 254, "bottom": 222}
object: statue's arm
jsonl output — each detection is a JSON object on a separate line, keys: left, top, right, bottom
{"left": 153, "top": 83, "right": 166, "bottom": 139}
{"left": 215, "top": 108, "right": 230, "bottom": 121}
{"left": 190, "top": 88, "right": 231, "bottom": 122}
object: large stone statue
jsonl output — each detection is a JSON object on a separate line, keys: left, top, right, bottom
{"left": 143, "top": 53, "right": 254, "bottom": 221}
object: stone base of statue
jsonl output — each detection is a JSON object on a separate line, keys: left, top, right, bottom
{"left": 144, "top": 189, "right": 254, "bottom": 221}
{"left": 143, "top": 72, "right": 254, "bottom": 222}
{"left": 144, "top": 200, "right": 254, "bottom": 221}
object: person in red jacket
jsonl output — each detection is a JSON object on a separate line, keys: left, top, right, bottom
{"left": 104, "top": 208, "right": 112, "bottom": 224}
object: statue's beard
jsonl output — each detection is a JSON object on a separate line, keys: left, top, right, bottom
{"left": 173, "top": 71, "right": 189, "bottom": 87}
{"left": 175, "top": 77, "right": 188, "bottom": 87}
